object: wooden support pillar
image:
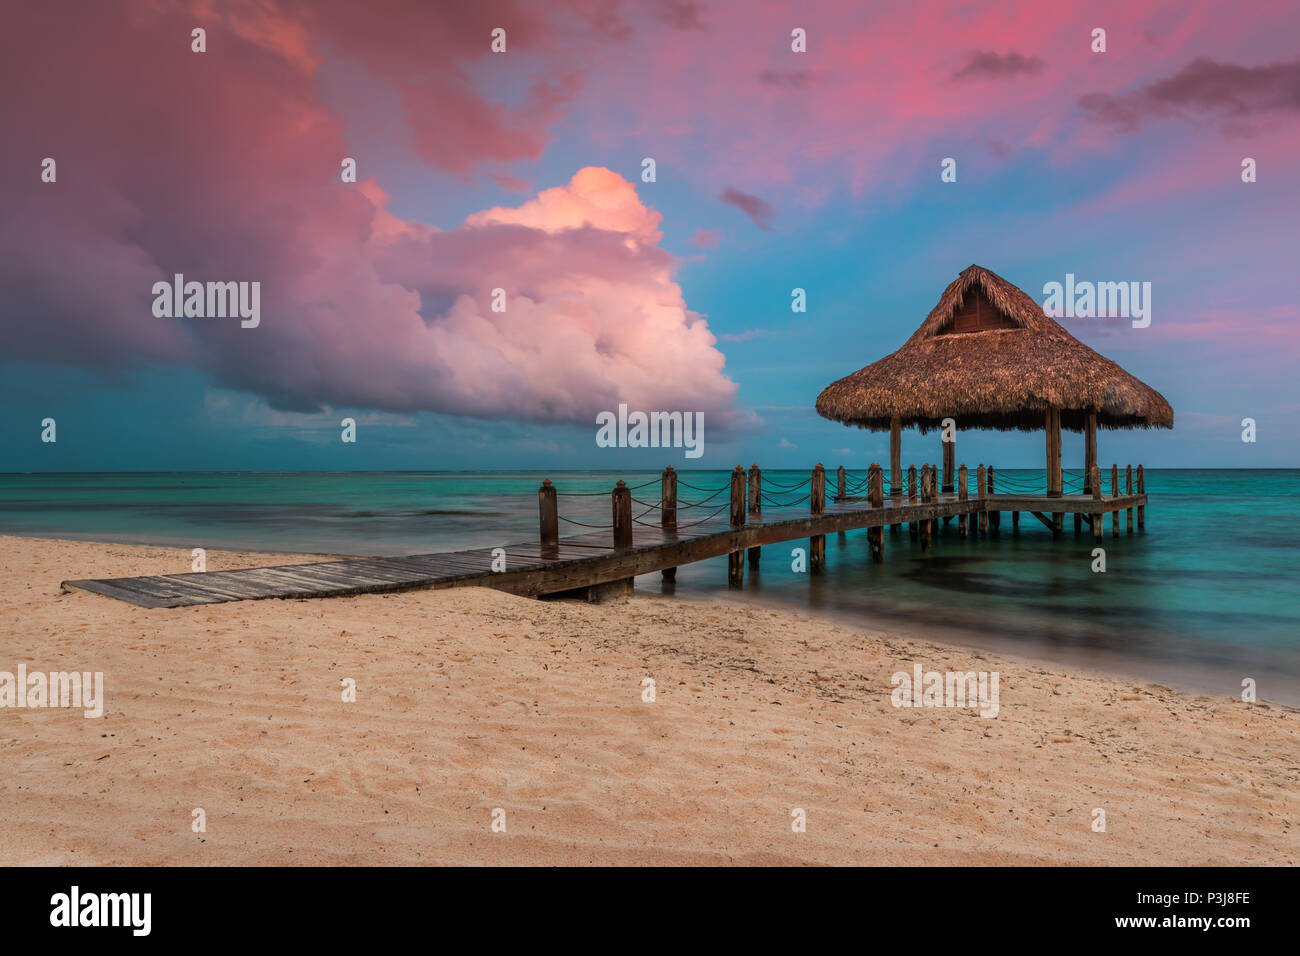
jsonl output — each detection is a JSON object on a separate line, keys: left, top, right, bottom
{"left": 1073, "top": 513, "right": 1082, "bottom": 535}
{"left": 1125, "top": 465, "right": 1133, "bottom": 533}
{"left": 538, "top": 480, "right": 559, "bottom": 558}
{"left": 660, "top": 467, "right": 677, "bottom": 530}
{"left": 1084, "top": 411, "right": 1097, "bottom": 495}
{"left": 747, "top": 464, "right": 762, "bottom": 568}
{"left": 1091, "top": 464, "right": 1103, "bottom": 543}
{"left": 907, "top": 465, "right": 918, "bottom": 540}
{"left": 868, "top": 464, "right": 884, "bottom": 562}
{"left": 660, "top": 467, "right": 677, "bottom": 581}
{"left": 1111, "top": 464, "right": 1120, "bottom": 537}
{"left": 988, "top": 465, "right": 1000, "bottom": 531}
{"left": 1137, "top": 465, "right": 1145, "bottom": 530}
{"left": 941, "top": 435, "right": 954, "bottom": 493}
{"left": 890, "top": 417, "right": 902, "bottom": 531}
{"left": 810, "top": 463, "right": 826, "bottom": 573}
{"left": 727, "top": 467, "right": 746, "bottom": 587}
{"left": 1012, "top": 510, "right": 1019, "bottom": 530}
{"left": 1045, "top": 407, "right": 1062, "bottom": 497}
{"left": 919, "top": 466, "right": 932, "bottom": 552}
{"left": 957, "top": 464, "right": 968, "bottom": 539}
{"left": 836, "top": 465, "right": 846, "bottom": 502}
{"left": 612, "top": 480, "right": 632, "bottom": 551}
{"left": 977, "top": 464, "right": 988, "bottom": 537}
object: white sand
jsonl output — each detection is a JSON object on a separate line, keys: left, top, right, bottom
{"left": 1, "top": 535, "right": 1295, "bottom": 865}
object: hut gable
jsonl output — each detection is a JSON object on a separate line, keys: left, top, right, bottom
{"left": 936, "top": 287, "right": 1018, "bottom": 335}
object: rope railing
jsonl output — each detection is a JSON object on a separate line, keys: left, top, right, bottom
{"left": 534, "top": 460, "right": 1146, "bottom": 560}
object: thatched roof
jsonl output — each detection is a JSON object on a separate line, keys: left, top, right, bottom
{"left": 816, "top": 264, "right": 1174, "bottom": 433}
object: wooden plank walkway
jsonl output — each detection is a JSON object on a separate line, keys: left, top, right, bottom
{"left": 61, "top": 492, "right": 1146, "bottom": 609}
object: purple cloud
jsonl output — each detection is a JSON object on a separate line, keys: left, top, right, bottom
{"left": 1080, "top": 57, "right": 1300, "bottom": 132}
{"left": 720, "top": 188, "right": 774, "bottom": 230}
{"left": 951, "top": 50, "right": 1044, "bottom": 82}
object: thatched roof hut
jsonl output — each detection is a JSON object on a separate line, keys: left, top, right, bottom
{"left": 816, "top": 264, "right": 1172, "bottom": 496}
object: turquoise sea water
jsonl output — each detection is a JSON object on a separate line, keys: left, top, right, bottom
{"left": 1, "top": 470, "right": 1297, "bottom": 704}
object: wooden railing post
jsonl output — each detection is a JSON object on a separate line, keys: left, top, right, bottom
{"left": 661, "top": 467, "right": 677, "bottom": 582}
{"left": 868, "top": 463, "right": 883, "bottom": 562}
{"left": 748, "top": 464, "right": 762, "bottom": 568}
{"left": 661, "top": 467, "right": 677, "bottom": 530}
{"left": 919, "top": 465, "right": 932, "bottom": 551}
{"left": 987, "top": 465, "right": 1000, "bottom": 532}
{"left": 836, "top": 465, "right": 846, "bottom": 502}
{"left": 907, "top": 464, "right": 918, "bottom": 541}
{"left": 1111, "top": 464, "right": 1120, "bottom": 537}
{"left": 810, "top": 463, "right": 826, "bottom": 573}
{"left": 957, "top": 464, "right": 968, "bottom": 540}
{"left": 539, "top": 480, "right": 558, "bottom": 557}
{"left": 1125, "top": 465, "right": 1133, "bottom": 534}
{"left": 977, "top": 464, "right": 987, "bottom": 537}
{"left": 1137, "top": 465, "right": 1145, "bottom": 530}
{"left": 1091, "top": 464, "right": 1103, "bottom": 543}
{"left": 612, "top": 480, "right": 632, "bottom": 551}
{"left": 728, "top": 466, "right": 745, "bottom": 588}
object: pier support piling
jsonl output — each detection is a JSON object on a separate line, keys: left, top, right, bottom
{"left": 661, "top": 467, "right": 677, "bottom": 582}
{"left": 747, "top": 464, "right": 762, "bottom": 568}
{"left": 890, "top": 417, "right": 902, "bottom": 531}
{"left": 1126, "top": 465, "right": 1133, "bottom": 534}
{"left": 810, "top": 463, "right": 826, "bottom": 573}
{"left": 988, "top": 466, "right": 1000, "bottom": 532}
{"left": 957, "top": 464, "right": 968, "bottom": 539}
{"left": 907, "top": 465, "right": 918, "bottom": 540}
{"left": 868, "top": 464, "right": 884, "bottom": 562}
{"left": 1091, "top": 464, "right": 1104, "bottom": 543}
{"left": 728, "top": 466, "right": 745, "bottom": 587}
{"left": 1111, "top": 464, "right": 1120, "bottom": 537}
{"left": 1137, "top": 465, "right": 1145, "bottom": 530}
{"left": 538, "top": 480, "right": 559, "bottom": 558}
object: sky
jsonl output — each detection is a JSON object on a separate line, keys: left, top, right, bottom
{"left": 1, "top": 0, "right": 1297, "bottom": 472}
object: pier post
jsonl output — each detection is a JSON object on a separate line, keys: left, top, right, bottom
{"left": 538, "top": 480, "right": 559, "bottom": 558}
{"left": 1126, "top": 465, "right": 1133, "bottom": 534}
{"left": 1137, "top": 465, "right": 1145, "bottom": 530}
{"left": 661, "top": 467, "right": 677, "bottom": 530}
{"left": 748, "top": 464, "right": 762, "bottom": 568}
{"left": 919, "top": 466, "right": 932, "bottom": 552}
{"left": 660, "top": 467, "right": 677, "bottom": 583}
{"left": 957, "top": 464, "right": 968, "bottom": 539}
{"left": 941, "top": 437, "right": 954, "bottom": 528}
{"left": 988, "top": 465, "right": 1000, "bottom": 532}
{"left": 890, "top": 417, "right": 902, "bottom": 532}
{"left": 810, "top": 463, "right": 826, "bottom": 573}
{"left": 1091, "top": 464, "right": 1103, "bottom": 543}
{"left": 977, "top": 465, "right": 988, "bottom": 537}
{"left": 1045, "top": 407, "right": 1063, "bottom": 497}
{"left": 836, "top": 465, "right": 846, "bottom": 502}
{"left": 928, "top": 464, "right": 939, "bottom": 538}
{"left": 868, "top": 464, "right": 884, "bottom": 562}
{"left": 907, "top": 465, "right": 918, "bottom": 541}
{"left": 1111, "top": 464, "right": 1120, "bottom": 537}
{"left": 1012, "top": 511, "right": 1019, "bottom": 531}
{"left": 1084, "top": 411, "right": 1097, "bottom": 494}
{"left": 612, "top": 481, "right": 632, "bottom": 551}
{"left": 728, "top": 466, "right": 745, "bottom": 588}
{"left": 942, "top": 437, "right": 954, "bottom": 494}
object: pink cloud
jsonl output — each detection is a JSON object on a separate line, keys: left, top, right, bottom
{"left": 0, "top": 4, "right": 741, "bottom": 426}
{"left": 690, "top": 228, "right": 722, "bottom": 249}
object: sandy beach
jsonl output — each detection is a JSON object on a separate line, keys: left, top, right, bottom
{"left": 1, "top": 534, "right": 1295, "bottom": 866}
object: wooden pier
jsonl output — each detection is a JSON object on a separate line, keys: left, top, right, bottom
{"left": 62, "top": 462, "right": 1147, "bottom": 609}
